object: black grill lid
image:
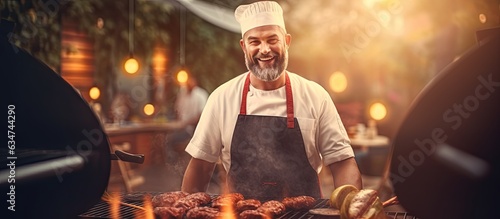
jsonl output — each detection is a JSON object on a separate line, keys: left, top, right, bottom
{"left": 1, "top": 19, "right": 111, "bottom": 218}
{"left": 390, "top": 27, "right": 500, "bottom": 219}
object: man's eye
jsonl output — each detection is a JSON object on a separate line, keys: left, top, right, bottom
{"left": 249, "top": 41, "right": 259, "bottom": 45}
{"left": 268, "top": 39, "right": 278, "bottom": 44}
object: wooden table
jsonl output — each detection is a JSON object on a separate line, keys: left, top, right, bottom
{"left": 105, "top": 122, "right": 179, "bottom": 167}
{"left": 350, "top": 135, "right": 390, "bottom": 176}
{"left": 104, "top": 122, "right": 182, "bottom": 191}
{"left": 350, "top": 135, "right": 390, "bottom": 151}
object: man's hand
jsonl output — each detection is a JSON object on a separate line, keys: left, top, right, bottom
{"left": 329, "top": 157, "right": 363, "bottom": 190}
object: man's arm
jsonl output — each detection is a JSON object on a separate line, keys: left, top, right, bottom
{"left": 181, "top": 157, "right": 216, "bottom": 193}
{"left": 329, "top": 157, "right": 363, "bottom": 189}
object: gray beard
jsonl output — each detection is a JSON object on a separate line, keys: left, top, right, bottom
{"left": 245, "top": 50, "right": 288, "bottom": 82}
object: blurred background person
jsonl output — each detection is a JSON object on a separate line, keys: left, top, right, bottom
{"left": 110, "top": 93, "right": 132, "bottom": 125}
{"left": 165, "top": 73, "right": 208, "bottom": 164}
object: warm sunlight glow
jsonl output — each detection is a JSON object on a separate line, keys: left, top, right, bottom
{"left": 177, "top": 70, "right": 188, "bottom": 83}
{"left": 369, "top": 102, "right": 387, "bottom": 121}
{"left": 153, "top": 49, "right": 167, "bottom": 73}
{"left": 143, "top": 104, "right": 155, "bottom": 116}
{"left": 329, "top": 71, "right": 348, "bottom": 93}
{"left": 124, "top": 58, "right": 139, "bottom": 74}
{"left": 363, "top": 0, "right": 390, "bottom": 7}
{"left": 89, "top": 86, "right": 100, "bottom": 100}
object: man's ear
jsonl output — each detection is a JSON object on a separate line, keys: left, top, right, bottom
{"left": 285, "top": 34, "right": 292, "bottom": 49}
{"left": 240, "top": 38, "right": 245, "bottom": 52}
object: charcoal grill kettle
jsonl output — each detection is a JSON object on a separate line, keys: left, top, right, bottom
{"left": 390, "top": 27, "right": 500, "bottom": 219}
{"left": 1, "top": 19, "right": 143, "bottom": 218}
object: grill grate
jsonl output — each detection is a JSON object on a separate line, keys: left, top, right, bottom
{"left": 386, "top": 211, "right": 420, "bottom": 219}
{"left": 79, "top": 192, "right": 159, "bottom": 219}
{"left": 277, "top": 199, "right": 329, "bottom": 219}
{"left": 79, "top": 192, "right": 419, "bottom": 219}
{"left": 79, "top": 199, "right": 146, "bottom": 218}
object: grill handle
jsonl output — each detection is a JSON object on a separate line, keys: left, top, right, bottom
{"left": 382, "top": 196, "right": 399, "bottom": 207}
{"left": 111, "top": 150, "right": 145, "bottom": 164}
{"left": 0, "top": 154, "right": 85, "bottom": 189}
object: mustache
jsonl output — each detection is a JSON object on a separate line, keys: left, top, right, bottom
{"left": 253, "top": 52, "right": 278, "bottom": 59}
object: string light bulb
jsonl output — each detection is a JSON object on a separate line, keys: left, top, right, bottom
{"left": 479, "top": 13, "right": 487, "bottom": 23}
{"left": 124, "top": 57, "right": 139, "bottom": 74}
{"left": 329, "top": 71, "right": 348, "bottom": 93}
{"left": 89, "top": 86, "right": 100, "bottom": 100}
{"left": 143, "top": 103, "right": 155, "bottom": 116}
{"left": 369, "top": 102, "right": 387, "bottom": 121}
{"left": 176, "top": 70, "right": 188, "bottom": 84}
{"left": 123, "top": 0, "right": 139, "bottom": 74}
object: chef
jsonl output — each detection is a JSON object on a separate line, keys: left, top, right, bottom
{"left": 181, "top": 1, "right": 362, "bottom": 199}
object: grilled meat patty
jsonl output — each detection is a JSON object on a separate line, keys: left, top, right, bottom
{"left": 239, "top": 209, "right": 271, "bottom": 219}
{"left": 174, "top": 192, "right": 212, "bottom": 209}
{"left": 153, "top": 192, "right": 319, "bottom": 218}
{"left": 152, "top": 191, "right": 189, "bottom": 207}
{"left": 185, "top": 206, "right": 220, "bottom": 219}
{"left": 153, "top": 192, "right": 211, "bottom": 218}
{"left": 153, "top": 206, "right": 186, "bottom": 219}
{"left": 282, "top": 196, "right": 316, "bottom": 210}
{"left": 258, "top": 200, "right": 286, "bottom": 216}
{"left": 236, "top": 199, "right": 262, "bottom": 212}
{"left": 211, "top": 193, "right": 245, "bottom": 209}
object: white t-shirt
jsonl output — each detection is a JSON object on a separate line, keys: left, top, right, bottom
{"left": 185, "top": 72, "right": 354, "bottom": 174}
{"left": 176, "top": 86, "right": 209, "bottom": 135}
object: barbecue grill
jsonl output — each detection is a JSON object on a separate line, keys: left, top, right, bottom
{"left": 389, "top": 27, "right": 500, "bottom": 219}
{"left": 78, "top": 192, "right": 418, "bottom": 219}
{"left": 1, "top": 19, "right": 143, "bottom": 218}
{"left": 2, "top": 16, "right": 499, "bottom": 219}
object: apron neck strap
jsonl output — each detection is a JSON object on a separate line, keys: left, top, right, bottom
{"left": 240, "top": 72, "right": 295, "bottom": 129}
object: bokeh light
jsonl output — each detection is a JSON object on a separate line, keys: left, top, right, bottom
{"left": 479, "top": 13, "right": 487, "bottom": 23}
{"left": 143, "top": 103, "right": 155, "bottom": 116}
{"left": 369, "top": 102, "right": 387, "bottom": 121}
{"left": 124, "top": 58, "right": 139, "bottom": 74}
{"left": 89, "top": 86, "right": 100, "bottom": 100}
{"left": 176, "top": 70, "right": 188, "bottom": 83}
{"left": 329, "top": 71, "right": 348, "bottom": 93}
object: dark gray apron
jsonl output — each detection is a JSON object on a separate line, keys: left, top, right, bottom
{"left": 227, "top": 72, "right": 322, "bottom": 200}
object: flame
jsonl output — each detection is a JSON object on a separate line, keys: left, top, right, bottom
{"left": 106, "top": 192, "right": 121, "bottom": 219}
{"left": 103, "top": 192, "right": 154, "bottom": 219}
{"left": 219, "top": 183, "right": 237, "bottom": 219}
{"left": 135, "top": 194, "right": 155, "bottom": 219}
{"left": 220, "top": 198, "right": 236, "bottom": 219}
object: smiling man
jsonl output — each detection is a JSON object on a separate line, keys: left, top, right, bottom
{"left": 181, "top": 1, "right": 362, "bottom": 199}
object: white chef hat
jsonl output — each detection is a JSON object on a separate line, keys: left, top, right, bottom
{"left": 234, "top": 1, "right": 286, "bottom": 37}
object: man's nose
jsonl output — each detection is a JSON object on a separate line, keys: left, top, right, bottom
{"left": 259, "top": 43, "right": 271, "bottom": 54}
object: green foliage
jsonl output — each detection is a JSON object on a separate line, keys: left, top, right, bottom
{"left": 64, "top": 0, "right": 174, "bottom": 85}
{"left": 1, "top": 0, "right": 61, "bottom": 71}
{"left": 1, "top": 0, "right": 245, "bottom": 118}
{"left": 2, "top": 0, "right": 244, "bottom": 83}
{"left": 184, "top": 12, "right": 244, "bottom": 92}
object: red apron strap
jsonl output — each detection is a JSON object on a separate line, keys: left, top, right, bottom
{"left": 240, "top": 73, "right": 251, "bottom": 115}
{"left": 285, "top": 73, "right": 294, "bottom": 129}
{"left": 240, "top": 72, "right": 294, "bottom": 129}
